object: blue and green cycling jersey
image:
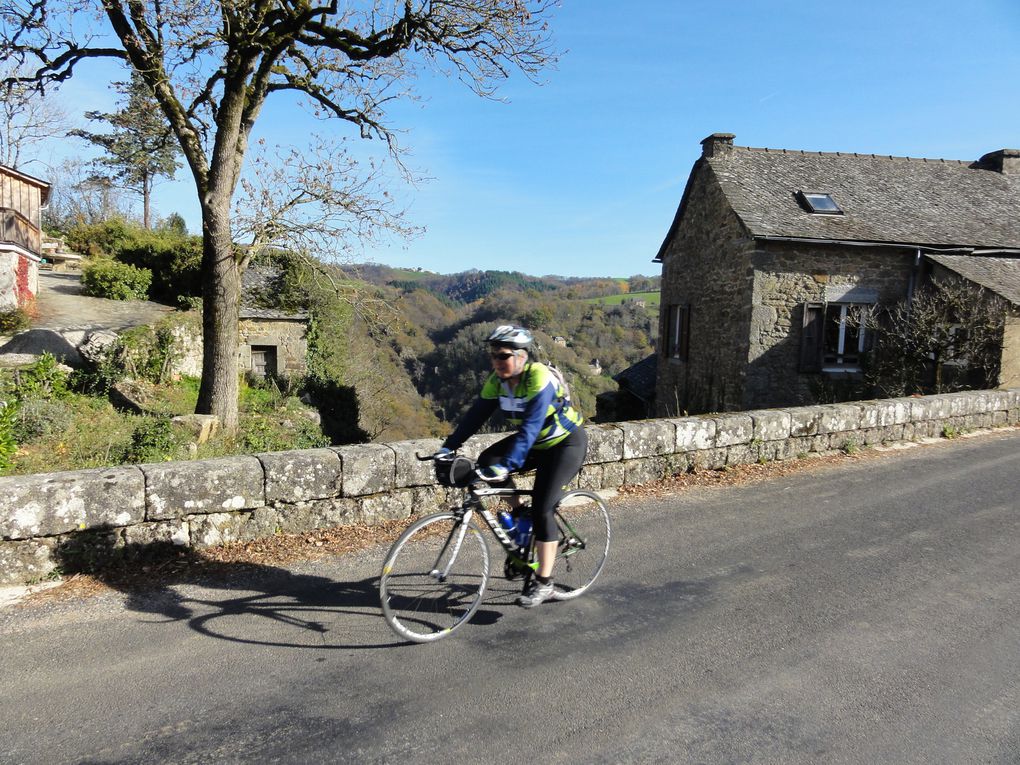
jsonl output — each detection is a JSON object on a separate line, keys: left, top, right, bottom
{"left": 442, "top": 361, "right": 584, "bottom": 472}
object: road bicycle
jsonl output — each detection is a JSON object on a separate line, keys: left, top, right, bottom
{"left": 379, "top": 451, "right": 612, "bottom": 643}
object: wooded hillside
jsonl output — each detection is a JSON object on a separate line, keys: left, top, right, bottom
{"left": 277, "top": 259, "right": 660, "bottom": 440}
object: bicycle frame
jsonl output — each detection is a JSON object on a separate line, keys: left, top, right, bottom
{"left": 455, "top": 485, "right": 538, "bottom": 571}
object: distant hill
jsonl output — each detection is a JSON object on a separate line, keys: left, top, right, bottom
{"left": 270, "top": 259, "right": 661, "bottom": 439}
{"left": 353, "top": 263, "right": 659, "bottom": 305}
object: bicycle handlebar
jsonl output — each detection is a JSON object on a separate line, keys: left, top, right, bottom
{"left": 414, "top": 451, "right": 515, "bottom": 487}
{"left": 416, "top": 451, "right": 454, "bottom": 461}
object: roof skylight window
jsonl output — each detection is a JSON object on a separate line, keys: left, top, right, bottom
{"left": 797, "top": 191, "right": 843, "bottom": 215}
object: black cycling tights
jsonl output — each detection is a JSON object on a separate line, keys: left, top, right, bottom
{"left": 478, "top": 427, "right": 588, "bottom": 543}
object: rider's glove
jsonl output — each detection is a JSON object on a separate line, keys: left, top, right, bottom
{"left": 476, "top": 464, "right": 509, "bottom": 483}
{"left": 435, "top": 446, "right": 453, "bottom": 459}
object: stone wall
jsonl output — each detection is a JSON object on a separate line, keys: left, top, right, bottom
{"left": 656, "top": 162, "right": 757, "bottom": 416}
{"left": 2, "top": 388, "right": 1018, "bottom": 586}
{"left": 1002, "top": 317, "right": 1020, "bottom": 389}
{"left": 0, "top": 250, "right": 20, "bottom": 311}
{"left": 238, "top": 317, "right": 308, "bottom": 377}
{"left": 165, "top": 317, "right": 310, "bottom": 379}
{"left": 745, "top": 242, "right": 917, "bottom": 408}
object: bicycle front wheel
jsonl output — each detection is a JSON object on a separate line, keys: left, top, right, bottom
{"left": 551, "top": 490, "right": 611, "bottom": 600}
{"left": 380, "top": 511, "right": 490, "bottom": 643}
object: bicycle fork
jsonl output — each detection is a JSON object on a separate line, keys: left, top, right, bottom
{"left": 429, "top": 509, "right": 474, "bottom": 583}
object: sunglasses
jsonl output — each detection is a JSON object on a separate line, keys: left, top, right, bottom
{"left": 490, "top": 351, "right": 516, "bottom": 361}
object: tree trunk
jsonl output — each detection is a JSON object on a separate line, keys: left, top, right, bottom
{"left": 195, "top": 192, "right": 240, "bottom": 432}
{"left": 142, "top": 172, "right": 151, "bottom": 230}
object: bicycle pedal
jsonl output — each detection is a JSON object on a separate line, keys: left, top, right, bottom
{"left": 503, "top": 558, "right": 526, "bottom": 581}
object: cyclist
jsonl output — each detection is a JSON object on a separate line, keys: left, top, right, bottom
{"left": 438, "top": 324, "right": 587, "bottom": 608}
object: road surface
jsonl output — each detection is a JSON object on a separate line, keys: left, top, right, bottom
{"left": 2, "top": 430, "right": 1019, "bottom": 764}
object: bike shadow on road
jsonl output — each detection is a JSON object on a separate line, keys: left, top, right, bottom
{"left": 53, "top": 532, "right": 518, "bottom": 649}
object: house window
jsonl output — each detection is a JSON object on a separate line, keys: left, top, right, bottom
{"left": 941, "top": 325, "right": 968, "bottom": 367}
{"left": 797, "top": 191, "right": 843, "bottom": 215}
{"left": 800, "top": 302, "right": 869, "bottom": 372}
{"left": 250, "top": 345, "right": 278, "bottom": 378}
{"left": 665, "top": 304, "right": 690, "bottom": 361}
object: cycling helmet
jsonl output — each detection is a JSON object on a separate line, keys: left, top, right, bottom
{"left": 487, "top": 324, "right": 533, "bottom": 350}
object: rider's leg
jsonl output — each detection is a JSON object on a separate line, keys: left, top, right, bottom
{"left": 519, "top": 428, "right": 588, "bottom": 606}
{"left": 536, "top": 540, "right": 558, "bottom": 577}
{"left": 529, "top": 427, "right": 589, "bottom": 553}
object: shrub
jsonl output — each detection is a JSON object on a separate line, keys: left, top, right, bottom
{"left": 82, "top": 258, "right": 153, "bottom": 300}
{"left": 116, "top": 231, "right": 202, "bottom": 304}
{"left": 119, "top": 418, "right": 181, "bottom": 463}
{"left": 0, "top": 308, "right": 31, "bottom": 334}
{"left": 239, "top": 412, "right": 329, "bottom": 453}
{"left": 12, "top": 397, "right": 74, "bottom": 442}
{"left": 65, "top": 218, "right": 202, "bottom": 305}
{"left": 0, "top": 400, "right": 17, "bottom": 471}
{"left": 69, "top": 348, "right": 125, "bottom": 395}
{"left": 4, "top": 353, "right": 70, "bottom": 401}
{"left": 64, "top": 218, "right": 131, "bottom": 259}
{"left": 116, "top": 324, "right": 181, "bottom": 384}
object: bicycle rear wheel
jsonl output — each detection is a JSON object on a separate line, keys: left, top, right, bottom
{"left": 380, "top": 511, "right": 490, "bottom": 643}
{"left": 551, "top": 490, "right": 611, "bottom": 600}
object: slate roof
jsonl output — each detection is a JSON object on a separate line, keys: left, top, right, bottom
{"left": 240, "top": 266, "right": 307, "bottom": 320}
{"left": 925, "top": 254, "right": 1020, "bottom": 307}
{"left": 613, "top": 353, "right": 658, "bottom": 402}
{"left": 656, "top": 138, "right": 1020, "bottom": 259}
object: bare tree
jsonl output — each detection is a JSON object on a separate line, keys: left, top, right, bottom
{"left": 1, "top": 0, "right": 557, "bottom": 431}
{"left": 854, "top": 277, "right": 1008, "bottom": 397}
{"left": 43, "top": 157, "right": 134, "bottom": 229}
{"left": 0, "top": 63, "right": 68, "bottom": 169}
{"left": 233, "top": 134, "right": 421, "bottom": 270}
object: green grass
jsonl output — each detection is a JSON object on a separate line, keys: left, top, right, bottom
{"left": 4, "top": 375, "right": 329, "bottom": 476}
{"left": 583, "top": 291, "right": 661, "bottom": 306}
{"left": 383, "top": 268, "right": 434, "bottom": 283}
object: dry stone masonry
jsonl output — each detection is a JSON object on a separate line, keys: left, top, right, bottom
{"left": 1, "top": 389, "right": 1018, "bottom": 585}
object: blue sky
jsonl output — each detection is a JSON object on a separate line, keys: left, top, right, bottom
{"left": 40, "top": 0, "right": 1020, "bottom": 278}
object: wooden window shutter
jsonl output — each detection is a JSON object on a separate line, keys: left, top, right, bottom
{"left": 679, "top": 304, "right": 690, "bottom": 361}
{"left": 799, "top": 302, "right": 824, "bottom": 372}
{"left": 661, "top": 306, "right": 671, "bottom": 357}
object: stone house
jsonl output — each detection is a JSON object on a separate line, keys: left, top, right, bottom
{"left": 168, "top": 267, "right": 309, "bottom": 379}
{"left": 238, "top": 307, "right": 308, "bottom": 379}
{"left": 654, "top": 133, "right": 1020, "bottom": 416}
{"left": 238, "top": 267, "right": 308, "bottom": 379}
{"left": 608, "top": 353, "right": 657, "bottom": 421}
{"left": 0, "top": 164, "right": 49, "bottom": 311}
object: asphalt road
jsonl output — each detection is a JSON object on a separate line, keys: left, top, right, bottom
{"left": 3, "top": 430, "right": 1020, "bottom": 764}
{"left": 33, "top": 271, "right": 174, "bottom": 331}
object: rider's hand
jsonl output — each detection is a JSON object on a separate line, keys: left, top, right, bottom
{"left": 435, "top": 446, "right": 453, "bottom": 459}
{"left": 476, "top": 464, "right": 509, "bottom": 483}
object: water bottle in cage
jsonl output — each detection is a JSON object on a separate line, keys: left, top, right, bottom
{"left": 515, "top": 517, "right": 532, "bottom": 549}
{"left": 497, "top": 510, "right": 516, "bottom": 534}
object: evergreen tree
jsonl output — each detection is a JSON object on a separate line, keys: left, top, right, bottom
{"left": 70, "top": 74, "right": 180, "bottom": 229}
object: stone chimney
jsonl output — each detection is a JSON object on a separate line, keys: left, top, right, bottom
{"left": 977, "top": 148, "right": 1020, "bottom": 174}
{"left": 701, "top": 133, "right": 735, "bottom": 158}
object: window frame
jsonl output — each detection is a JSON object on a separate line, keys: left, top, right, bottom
{"left": 796, "top": 191, "right": 843, "bottom": 215}
{"left": 665, "top": 303, "right": 690, "bottom": 361}
{"left": 800, "top": 301, "right": 870, "bottom": 373}
{"left": 821, "top": 303, "right": 867, "bottom": 370}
